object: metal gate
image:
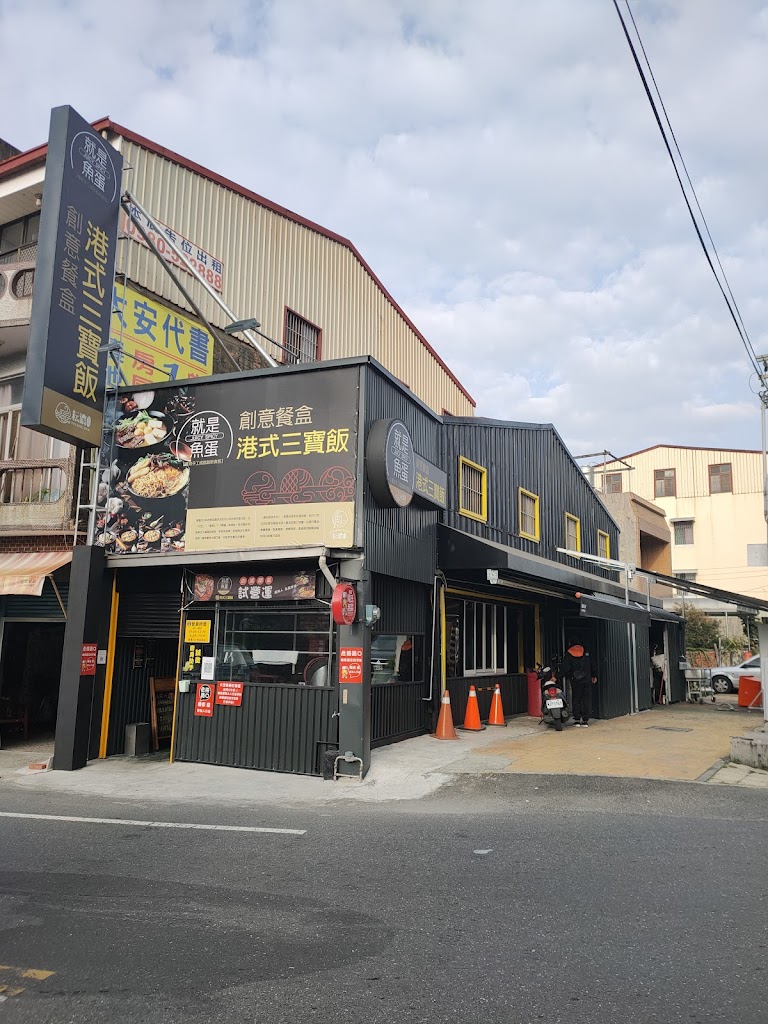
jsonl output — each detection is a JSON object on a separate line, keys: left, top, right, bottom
{"left": 174, "top": 682, "right": 337, "bottom": 775}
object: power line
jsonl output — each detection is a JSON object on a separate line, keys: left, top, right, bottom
{"left": 621, "top": 1, "right": 756, "bottom": 357}
{"left": 612, "top": 0, "right": 762, "bottom": 379}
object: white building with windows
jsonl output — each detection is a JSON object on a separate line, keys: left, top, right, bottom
{"left": 595, "top": 445, "right": 768, "bottom": 622}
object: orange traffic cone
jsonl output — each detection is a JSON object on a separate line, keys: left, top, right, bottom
{"left": 488, "top": 683, "right": 507, "bottom": 726}
{"left": 459, "top": 684, "right": 486, "bottom": 731}
{"left": 431, "top": 690, "right": 459, "bottom": 740}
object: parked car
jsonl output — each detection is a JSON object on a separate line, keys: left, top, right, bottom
{"left": 711, "top": 655, "right": 761, "bottom": 694}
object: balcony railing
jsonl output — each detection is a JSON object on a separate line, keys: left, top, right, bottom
{"left": 0, "top": 453, "right": 76, "bottom": 533}
{"left": 0, "top": 242, "right": 37, "bottom": 324}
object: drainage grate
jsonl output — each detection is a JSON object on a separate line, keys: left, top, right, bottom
{"left": 646, "top": 726, "right": 693, "bottom": 733}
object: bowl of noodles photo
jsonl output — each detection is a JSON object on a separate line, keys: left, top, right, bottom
{"left": 125, "top": 453, "right": 190, "bottom": 502}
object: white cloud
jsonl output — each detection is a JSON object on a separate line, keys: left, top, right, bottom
{"left": 1, "top": 0, "right": 767, "bottom": 455}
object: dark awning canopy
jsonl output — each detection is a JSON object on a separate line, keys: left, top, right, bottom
{"left": 648, "top": 606, "right": 684, "bottom": 623}
{"left": 578, "top": 592, "right": 651, "bottom": 626}
{"left": 438, "top": 526, "right": 649, "bottom": 605}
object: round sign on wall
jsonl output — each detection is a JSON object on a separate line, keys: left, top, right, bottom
{"left": 366, "top": 418, "right": 415, "bottom": 508}
{"left": 331, "top": 583, "right": 357, "bottom": 625}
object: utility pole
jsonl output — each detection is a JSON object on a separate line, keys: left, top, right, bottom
{"left": 755, "top": 355, "right": 768, "bottom": 725}
{"left": 759, "top": 355, "right": 768, "bottom": 559}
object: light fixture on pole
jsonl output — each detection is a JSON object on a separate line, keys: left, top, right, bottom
{"left": 223, "top": 317, "right": 288, "bottom": 360}
{"left": 223, "top": 318, "right": 261, "bottom": 335}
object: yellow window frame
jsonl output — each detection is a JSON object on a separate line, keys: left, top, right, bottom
{"left": 518, "top": 487, "right": 540, "bottom": 542}
{"left": 598, "top": 530, "right": 610, "bottom": 559}
{"left": 458, "top": 456, "right": 488, "bottom": 522}
{"left": 565, "top": 512, "right": 581, "bottom": 552}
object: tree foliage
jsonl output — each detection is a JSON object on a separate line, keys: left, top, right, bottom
{"left": 675, "top": 604, "right": 722, "bottom": 651}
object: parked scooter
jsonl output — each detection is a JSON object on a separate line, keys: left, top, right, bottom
{"left": 536, "top": 659, "right": 571, "bottom": 731}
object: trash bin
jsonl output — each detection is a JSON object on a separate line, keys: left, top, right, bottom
{"left": 737, "top": 676, "right": 763, "bottom": 709}
{"left": 527, "top": 671, "right": 542, "bottom": 718}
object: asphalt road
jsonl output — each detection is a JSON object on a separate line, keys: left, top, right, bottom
{"left": 0, "top": 775, "right": 766, "bottom": 1024}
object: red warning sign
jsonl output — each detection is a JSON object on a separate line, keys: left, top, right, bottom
{"left": 215, "top": 681, "right": 244, "bottom": 707}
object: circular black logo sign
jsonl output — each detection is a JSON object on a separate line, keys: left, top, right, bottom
{"left": 366, "top": 419, "right": 415, "bottom": 508}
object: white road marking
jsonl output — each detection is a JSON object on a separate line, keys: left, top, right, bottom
{"left": 0, "top": 811, "right": 305, "bottom": 835}
{"left": 473, "top": 848, "right": 493, "bottom": 855}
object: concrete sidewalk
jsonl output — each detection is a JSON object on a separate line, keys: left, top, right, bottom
{"left": 481, "top": 702, "right": 753, "bottom": 783}
{"left": 0, "top": 702, "right": 764, "bottom": 804}
{"left": 0, "top": 719, "right": 541, "bottom": 806}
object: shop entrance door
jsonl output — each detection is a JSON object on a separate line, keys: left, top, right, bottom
{"left": 560, "top": 620, "right": 601, "bottom": 719}
{"left": 106, "top": 637, "right": 180, "bottom": 755}
{"left": 0, "top": 620, "right": 65, "bottom": 740}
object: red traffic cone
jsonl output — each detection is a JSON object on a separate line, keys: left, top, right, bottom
{"left": 488, "top": 683, "right": 507, "bottom": 726}
{"left": 459, "top": 684, "right": 486, "bottom": 731}
{"left": 431, "top": 690, "right": 459, "bottom": 740}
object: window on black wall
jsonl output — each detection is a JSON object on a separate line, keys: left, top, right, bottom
{"left": 446, "top": 597, "right": 520, "bottom": 678}
{"left": 464, "top": 601, "right": 507, "bottom": 675}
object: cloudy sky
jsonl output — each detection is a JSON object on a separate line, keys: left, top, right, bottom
{"left": 2, "top": 0, "right": 767, "bottom": 457}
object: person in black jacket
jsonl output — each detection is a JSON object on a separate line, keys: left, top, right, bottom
{"left": 560, "top": 639, "right": 597, "bottom": 727}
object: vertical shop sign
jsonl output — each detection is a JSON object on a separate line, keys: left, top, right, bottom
{"left": 194, "top": 682, "right": 216, "bottom": 717}
{"left": 22, "top": 105, "right": 123, "bottom": 446}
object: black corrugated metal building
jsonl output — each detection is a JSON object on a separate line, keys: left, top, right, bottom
{"left": 96, "top": 358, "right": 443, "bottom": 776}
{"left": 81, "top": 359, "right": 683, "bottom": 780}
{"left": 436, "top": 417, "right": 676, "bottom": 722}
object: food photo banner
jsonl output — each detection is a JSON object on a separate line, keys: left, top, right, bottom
{"left": 99, "top": 366, "right": 359, "bottom": 556}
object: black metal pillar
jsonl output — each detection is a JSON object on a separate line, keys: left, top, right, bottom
{"left": 54, "top": 545, "right": 108, "bottom": 770}
{"left": 336, "top": 573, "right": 372, "bottom": 777}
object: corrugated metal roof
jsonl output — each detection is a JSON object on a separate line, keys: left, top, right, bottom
{"left": 0, "top": 116, "right": 475, "bottom": 410}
